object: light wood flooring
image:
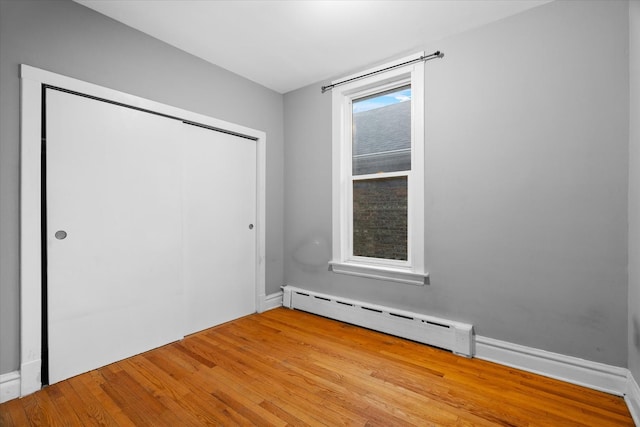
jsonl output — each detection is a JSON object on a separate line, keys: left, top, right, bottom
{"left": 0, "top": 307, "right": 634, "bottom": 426}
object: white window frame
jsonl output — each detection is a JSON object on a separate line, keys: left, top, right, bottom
{"left": 330, "top": 53, "right": 427, "bottom": 286}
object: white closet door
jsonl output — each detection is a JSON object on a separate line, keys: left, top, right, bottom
{"left": 182, "top": 124, "right": 257, "bottom": 335}
{"left": 46, "top": 89, "right": 184, "bottom": 384}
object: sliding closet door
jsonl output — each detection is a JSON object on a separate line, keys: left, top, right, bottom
{"left": 182, "top": 124, "right": 257, "bottom": 335}
{"left": 46, "top": 89, "right": 184, "bottom": 384}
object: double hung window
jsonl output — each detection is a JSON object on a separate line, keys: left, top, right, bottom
{"left": 330, "top": 53, "right": 427, "bottom": 285}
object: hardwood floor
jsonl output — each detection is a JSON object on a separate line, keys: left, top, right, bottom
{"left": 0, "top": 308, "right": 634, "bottom": 426}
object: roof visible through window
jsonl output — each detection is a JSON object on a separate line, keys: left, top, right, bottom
{"left": 352, "top": 86, "right": 411, "bottom": 113}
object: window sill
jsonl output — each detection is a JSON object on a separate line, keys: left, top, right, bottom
{"left": 328, "top": 261, "right": 428, "bottom": 286}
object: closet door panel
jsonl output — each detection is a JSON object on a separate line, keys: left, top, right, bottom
{"left": 46, "top": 89, "right": 184, "bottom": 384}
{"left": 182, "top": 124, "right": 257, "bottom": 335}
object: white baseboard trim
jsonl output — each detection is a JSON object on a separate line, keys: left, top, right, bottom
{"left": 259, "top": 291, "right": 283, "bottom": 312}
{"left": 626, "top": 372, "right": 640, "bottom": 426}
{"left": 475, "top": 336, "right": 629, "bottom": 396}
{"left": 0, "top": 371, "right": 21, "bottom": 403}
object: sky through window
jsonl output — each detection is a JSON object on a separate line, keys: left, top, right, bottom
{"left": 353, "top": 87, "right": 411, "bottom": 113}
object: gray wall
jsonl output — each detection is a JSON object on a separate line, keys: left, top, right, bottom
{"left": 629, "top": 0, "right": 640, "bottom": 381}
{"left": 0, "top": 0, "right": 284, "bottom": 375}
{"left": 284, "top": 0, "right": 630, "bottom": 366}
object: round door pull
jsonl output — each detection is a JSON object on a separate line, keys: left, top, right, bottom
{"left": 55, "top": 230, "right": 67, "bottom": 240}
{"left": 248, "top": 224, "right": 254, "bottom": 230}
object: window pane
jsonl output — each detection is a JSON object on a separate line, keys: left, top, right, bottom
{"left": 352, "top": 86, "right": 411, "bottom": 176}
{"left": 353, "top": 176, "right": 407, "bottom": 260}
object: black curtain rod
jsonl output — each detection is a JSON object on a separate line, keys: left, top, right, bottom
{"left": 321, "top": 50, "right": 444, "bottom": 93}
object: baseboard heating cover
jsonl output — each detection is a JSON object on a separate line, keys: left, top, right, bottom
{"left": 282, "top": 285, "right": 474, "bottom": 357}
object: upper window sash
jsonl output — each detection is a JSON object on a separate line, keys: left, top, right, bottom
{"left": 351, "top": 84, "right": 412, "bottom": 177}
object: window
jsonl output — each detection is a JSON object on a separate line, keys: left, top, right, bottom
{"left": 330, "top": 53, "right": 427, "bottom": 286}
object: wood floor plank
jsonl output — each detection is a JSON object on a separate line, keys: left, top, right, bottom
{"left": 65, "top": 375, "right": 121, "bottom": 427}
{"left": 0, "top": 308, "right": 634, "bottom": 426}
{"left": 74, "top": 370, "right": 136, "bottom": 426}
{"left": 44, "top": 381, "right": 89, "bottom": 427}
{"left": 206, "top": 332, "right": 369, "bottom": 425}
{"left": 21, "top": 390, "right": 57, "bottom": 427}
{"left": 0, "top": 397, "right": 30, "bottom": 427}
{"left": 119, "top": 357, "right": 189, "bottom": 402}
{"left": 123, "top": 360, "right": 225, "bottom": 426}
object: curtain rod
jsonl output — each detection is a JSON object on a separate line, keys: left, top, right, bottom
{"left": 321, "top": 50, "right": 444, "bottom": 93}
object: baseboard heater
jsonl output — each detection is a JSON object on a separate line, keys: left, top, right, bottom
{"left": 282, "top": 285, "right": 474, "bottom": 357}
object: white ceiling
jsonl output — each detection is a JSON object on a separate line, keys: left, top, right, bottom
{"left": 75, "top": 0, "right": 551, "bottom": 94}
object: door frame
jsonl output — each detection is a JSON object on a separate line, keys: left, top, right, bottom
{"left": 19, "top": 64, "right": 267, "bottom": 396}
